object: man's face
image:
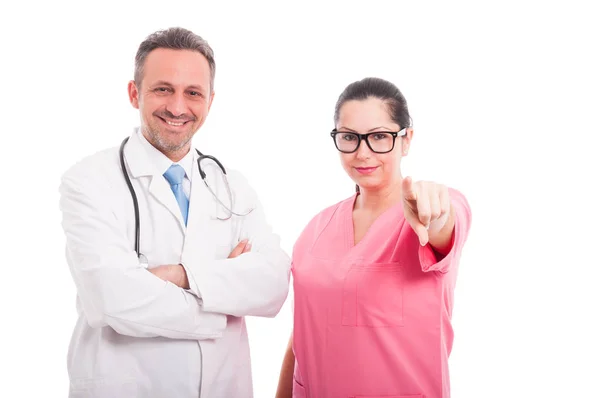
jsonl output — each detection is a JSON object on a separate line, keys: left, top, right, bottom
{"left": 128, "top": 48, "right": 214, "bottom": 160}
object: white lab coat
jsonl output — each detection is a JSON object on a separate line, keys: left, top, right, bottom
{"left": 59, "top": 128, "right": 291, "bottom": 398}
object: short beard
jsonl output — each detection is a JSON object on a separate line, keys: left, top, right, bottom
{"left": 143, "top": 124, "right": 194, "bottom": 155}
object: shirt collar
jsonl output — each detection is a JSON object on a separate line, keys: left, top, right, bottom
{"left": 136, "top": 127, "right": 195, "bottom": 180}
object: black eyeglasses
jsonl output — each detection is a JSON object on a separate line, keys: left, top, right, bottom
{"left": 330, "top": 128, "right": 407, "bottom": 154}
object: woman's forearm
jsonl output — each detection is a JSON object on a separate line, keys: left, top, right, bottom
{"left": 275, "top": 333, "right": 295, "bottom": 398}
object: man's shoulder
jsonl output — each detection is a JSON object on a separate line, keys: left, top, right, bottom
{"left": 221, "top": 166, "right": 256, "bottom": 193}
{"left": 60, "top": 145, "right": 121, "bottom": 189}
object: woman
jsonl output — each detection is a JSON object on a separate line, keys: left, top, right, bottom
{"left": 275, "top": 77, "right": 471, "bottom": 398}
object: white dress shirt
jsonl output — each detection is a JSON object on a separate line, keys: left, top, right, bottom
{"left": 137, "top": 128, "right": 194, "bottom": 198}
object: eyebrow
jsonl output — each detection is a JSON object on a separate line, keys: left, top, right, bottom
{"left": 187, "top": 84, "right": 207, "bottom": 92}
{"left": 152, "top": 80, "right": 174, "bottom": 88}
{"left": 368, "top": 126, "right": 394, "bottom": 132}
{"left": 152, "top": 81, "right": 207, "bottom": 92}
{"left": 337, "top": 126, "right": 395, "bottom": 132}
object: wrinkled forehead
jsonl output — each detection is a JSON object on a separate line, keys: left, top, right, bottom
{"left": 141, "top": 48, "right": 211, "bottom": 92}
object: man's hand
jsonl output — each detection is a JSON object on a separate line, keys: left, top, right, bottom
{"left": 149, "top": 264, "right": 190, "bottom": 289}
{"left": 228, "top": 239, "right": 252, "bottom": 258}
{"left": 148, "top": 240, "right": 251, "bottom": 288}
{"left": 402, "top": 176, "right": 452, "bottom": 247}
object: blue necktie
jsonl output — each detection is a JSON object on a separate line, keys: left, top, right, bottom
{"left": 163, "top": 164, "right": 189, "bottom": 225}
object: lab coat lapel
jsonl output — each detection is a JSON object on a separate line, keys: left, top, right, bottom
{"left": 148, "top": 176, "right": 187, "bottom": 231}
{"left": 123, "top": 129, "right": 186, "bottom": 232}
{"left": 186, "top": 152, "right": 215, "bottom": 229}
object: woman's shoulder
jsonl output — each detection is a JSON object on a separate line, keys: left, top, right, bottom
{"left": 309, "top": 194, "right": 354, "bottom": 227}
{"left": 318, "top": 195, "right": 353, "bottom": 218}
{"left": 292, "top": 194, "right": 354, "bottom": 252}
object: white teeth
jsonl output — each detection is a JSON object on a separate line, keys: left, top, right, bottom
{"left": 165, "top": 120, "right": 185, "bottom": 126}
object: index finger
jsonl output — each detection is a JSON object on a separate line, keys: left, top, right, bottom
{"left": 402, "top": 176, "right": 417, "bottom": 201}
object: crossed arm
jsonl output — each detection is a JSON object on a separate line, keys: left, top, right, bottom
{"left": 59, "top": 169, "right": 290, "bottom": 339}
{"left": 149, "top": 240, "right": 252, "bottom": 290}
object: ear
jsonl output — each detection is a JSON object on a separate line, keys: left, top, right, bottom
{"left": 401, "top": 127, "right": 414, "bottom": 156}
{"left": 128, "top": 80, "right": 140, "bottom": 109}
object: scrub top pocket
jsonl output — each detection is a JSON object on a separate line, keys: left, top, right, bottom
{"left": 350, "top": 395, "right": 423, "bottom": 398}
{"left": 292, "top": 378, "right": 307, "bottom": 398}
{"left": 342, "top": 262, "right": 404, "bottom": 328}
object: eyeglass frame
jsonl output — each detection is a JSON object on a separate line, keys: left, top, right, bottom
{"left": 330, "top": 127, "right": 408, "bottom": 154}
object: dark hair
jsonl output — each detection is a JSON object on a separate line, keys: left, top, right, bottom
{"left": 334, "top": 77, "right": 412, "bottom": 129}
{"left": 134, "top": 27, "right": 216, "bottom": 91}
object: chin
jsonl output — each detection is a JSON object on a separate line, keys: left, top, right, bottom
{"left": 354, "top": 177, "right": 383, "bottom": 191}
{"left": 153, "top": 134, "right": 188, "bottom": 152}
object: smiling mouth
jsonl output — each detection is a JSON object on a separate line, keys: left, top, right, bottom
{"left": 355, "top": 166, "right": 378, "bottom": 174}
{"left": 157, "top": 116, "right": 191, "bottom": 127}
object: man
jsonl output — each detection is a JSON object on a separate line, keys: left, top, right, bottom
{"left": 59, "top": 27, "right": 291, "bottom": 398}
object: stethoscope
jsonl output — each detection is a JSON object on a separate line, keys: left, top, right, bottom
{"left": 119, "top": 136, "right": 253, "bottom": 265}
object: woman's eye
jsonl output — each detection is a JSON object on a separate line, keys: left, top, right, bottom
{"left": 342, "top": 134, "right": 357, "bottom": 141}
{"left": 372, "top": 133, "right": 391, "bottom": 140}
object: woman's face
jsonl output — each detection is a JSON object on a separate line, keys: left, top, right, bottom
{"left": 335, "top": 97, "right": 412, "bottom": 192}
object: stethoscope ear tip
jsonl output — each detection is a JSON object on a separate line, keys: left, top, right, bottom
{"left": 138, "top": 253, "right": 149, "bottom": 268}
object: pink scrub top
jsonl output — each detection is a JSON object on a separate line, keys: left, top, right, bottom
{"left": 291, "top": 189, "right": 471, "bottom": 398}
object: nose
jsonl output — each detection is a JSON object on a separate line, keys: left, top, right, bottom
{"left": 165, "top": 92, "right": 187, "bottom": 117}
{"left": 355, "top": 139, "right": 371, "bottom": 159}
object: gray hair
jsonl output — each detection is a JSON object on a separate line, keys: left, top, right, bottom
{"left": 134, "top": 27, "right": 216, "bottom": 91}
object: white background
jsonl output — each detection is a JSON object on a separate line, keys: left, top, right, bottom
{"left": 1, "top": 1, "right": 599, "bottom": 397}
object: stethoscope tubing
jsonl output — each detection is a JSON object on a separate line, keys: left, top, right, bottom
{"left": 119, "top": 136, "right": 252, "bottom": 261}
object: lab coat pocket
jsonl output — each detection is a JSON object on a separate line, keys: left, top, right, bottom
{"left": 215, "top": 244, "right": 233, "bottom": 259}
{"left": 207, "top": 219, "right": 236, "bottom": 258}
{"left": 342, "top": 262, "right": 404, "bottom": 327}
{"left": 69, "top": 377, "right": 137, "bottom": 398}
